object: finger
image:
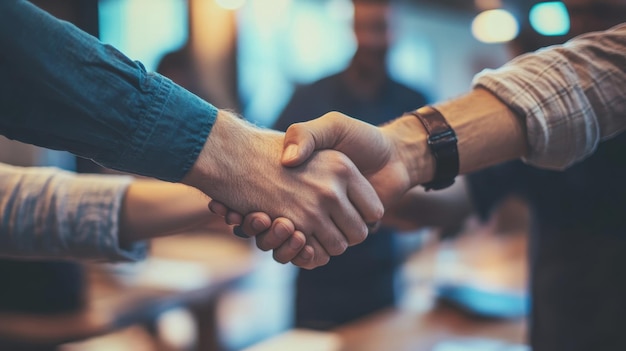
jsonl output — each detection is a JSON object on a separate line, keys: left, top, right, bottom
{"left": 240, "top": 212, "right": 272, "bottom": 237}
{"left": 330, "top": 198, "right": 369, "bottom": 247}
{"left": 346, "top": 168, "right": 385, "bottom": 225}
{"left": 272, "top": 231, "right": 307, "bottom": 264}
{"left": 290, "top": 245, "right": 315, "bottom": 268}
{"left": 282, "top": 124, "right": 316, "bottom": 167}
{"left": 208, "top": 200, "right": 229, "bottom": 217}
{"left": 255, "top": 218, "right": 296, "bottom": 251}
{"left": 319, "top": 157, "right": 381, "bottom": 247}
{"left": 311, "top": 213, "right": 349, "bottom": 256}
{"left": 226, "top": 211, "right": 243, "bottom": 226}
{"left": 297, "top": 236, "right": 330, "bottom": 269}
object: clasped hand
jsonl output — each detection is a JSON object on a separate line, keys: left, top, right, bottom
{"left": 209, "top": 111, "right": 422, "bottom": 269}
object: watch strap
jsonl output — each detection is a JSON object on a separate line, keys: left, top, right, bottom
{"left": 409, "top": 106, "right": 459, "bottom": 191}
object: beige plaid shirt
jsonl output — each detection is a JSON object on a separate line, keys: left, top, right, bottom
{"left": 474, "top": 24, "right": 626, "bottom": 170}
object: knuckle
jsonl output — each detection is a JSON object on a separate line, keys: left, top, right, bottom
{"left": 322, "top": 110, "right": 344, "bottom": 120}
{"left": 293, "top": 257, "right": 313, "bottom": 270}
{"left": 327, "top": 238, "right": 348, "bottom": 256}
{"left": 327, "top": 153, "right": 352, "bottom": 174}
{"left": 286, "top": 122, "right": 304, "bottom": 135}
{"left": 316, "top": 254, "right": 331, "bottom": 267}
{"left": 364, "top": 203, "right": 385, "bottom": 224}
{"left": 349, "top": 225, "right": 368, "bottom": 246}
{"left": 318, "top": 185, "right": 340, "bottom": 202}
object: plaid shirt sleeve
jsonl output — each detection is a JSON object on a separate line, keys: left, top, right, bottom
{"left": 0, "top": 163, "right": 147, "bottom": 262}
{"left": 473, "top": 24, "right": 626, "bottom": 170}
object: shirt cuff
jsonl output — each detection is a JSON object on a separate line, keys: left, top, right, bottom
{"left": 59, "top": 173, "right": 148, "bottom": 262}
{"left": 472, "top": 51, "right": 599, "bottom": 170}
{"left": 111, "top": 74, "right": 218, "bottom": 182}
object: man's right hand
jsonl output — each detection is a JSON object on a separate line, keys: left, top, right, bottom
{"left": 210, "top": 111, "right": 435, "bottom": 268}
{"left": 183, "top": 111, "right": 384, "bottom": 268}
{"left": 281, "top": 111, "right": 433, "bottom": 207}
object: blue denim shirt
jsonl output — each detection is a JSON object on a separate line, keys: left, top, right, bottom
{"left": 0, "top": 0, "right": 217, "bottom": 182}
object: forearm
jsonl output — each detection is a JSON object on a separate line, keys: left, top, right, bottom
{"left": 0, "top": 164, "right": 146, "bottom": 261}
{"left": 182, "top": 110, "right": 284, "bottom": 214}
{"left": 393, "top": 25, "right": 626, "bottom": 184}
{"left": 388, "top": 88, "right": 527, "bottom": 187}
{"left": 118, "top": 181, "right": 215, "bottom": 245}
{"left": 473, "top": 23, "right": 626, "bottom": 169}
{"left": 436, "top": 88, "right": 528, "bottom": 176}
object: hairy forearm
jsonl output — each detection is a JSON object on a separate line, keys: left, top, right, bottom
{"left": 118, "top": 181, "right": 213, "bottom": 245}
{"left": 437, "top": 88, "right": 528, "bottom": 174}
{"left": 391, "top": 88, "right": 527, "bottom": 187}
{"left": 182, "top": 110, "right": 284, "bottom": 214}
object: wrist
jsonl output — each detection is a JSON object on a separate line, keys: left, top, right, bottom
{"left": 182, "top": 110, "right": 284, "bottom": 214}
{"left": 183, "top": 110, "right": 255, "bottom": 196}
{"left": 410, "top": 106, "right": 459, "bottom": 191}
{"left": 381, "top": 115, "right": 435, "bottom": 188}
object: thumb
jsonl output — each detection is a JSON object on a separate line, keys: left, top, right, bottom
{"left": 281, "top": 121, "right": 321, "bottom": 167}
{"left": 281, "top": 113, "right": 352, "bottom": 167}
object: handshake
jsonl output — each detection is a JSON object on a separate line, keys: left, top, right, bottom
{"left": 183, "top": 89, "right": 527, "bottom": 269}
{"left": 202, "top": 109, "right": 433, "bottom": 270}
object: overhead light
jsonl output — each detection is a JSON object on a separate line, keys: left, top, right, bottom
{"left": 472, "top": 9, "right": 519, "bottom": 43}
{"left": 530, "top": 2, "right": 570, "bottom": 36}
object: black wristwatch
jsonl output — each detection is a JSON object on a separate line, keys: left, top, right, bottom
{"left": 409, "top": 106, "right": 459, "bottom": 191}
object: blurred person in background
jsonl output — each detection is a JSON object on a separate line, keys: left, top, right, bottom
{"left": 272, "top": 0, "right": 429, "bottom": 330}
{"left": 458, "top": 1, "right": 626, "bottom": 349}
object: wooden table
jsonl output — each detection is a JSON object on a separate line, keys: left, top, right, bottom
{"left": 245, "top": 225, "right": 529, "bottom": 351}
{"left": 0, "top": 233, "right": 254, "bottom": 350}
{"left": 335, "top": 304, "right": 526, "bottom": 351}
{"left": 243, "top": 304, "right": 526, "bottom": 351}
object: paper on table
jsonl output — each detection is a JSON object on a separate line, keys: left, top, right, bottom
{"left": 106, "top": 257, "right": 211, "bottom": 291}
{"left": 242, "top": 329, "right": 343, "bottom": 351}
{"left": 432, "top": 338, "right": 529, "bottom": 351}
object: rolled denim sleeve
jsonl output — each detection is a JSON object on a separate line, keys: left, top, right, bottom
{"left": 473, "top": 24, "right": 626, "bottom": 170}
{"left": 0, "top": 0, "right": 216, "bottom": 182}
{"left": 0, "top": 163, "right": 147, "bottom": 262}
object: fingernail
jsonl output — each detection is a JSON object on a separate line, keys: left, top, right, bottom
{"left": 233, "top": 226, "right": 248, "bottom": 239}
{"left": 283, "top": 144, "right": 298, "bottom": 162}
{"left": 252, "top": 218, "right": 266, "bottom": 232}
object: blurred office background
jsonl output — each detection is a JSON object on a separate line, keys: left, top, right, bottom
{"left": 1, "top": 0, "right": 576, "bottom": 350}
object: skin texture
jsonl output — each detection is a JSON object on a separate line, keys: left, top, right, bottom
{"left": 182, "top": 110, "right": 384, "bottom": 269}
{"left": 210, "top": 88, "right": 527, "bottom": 268}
